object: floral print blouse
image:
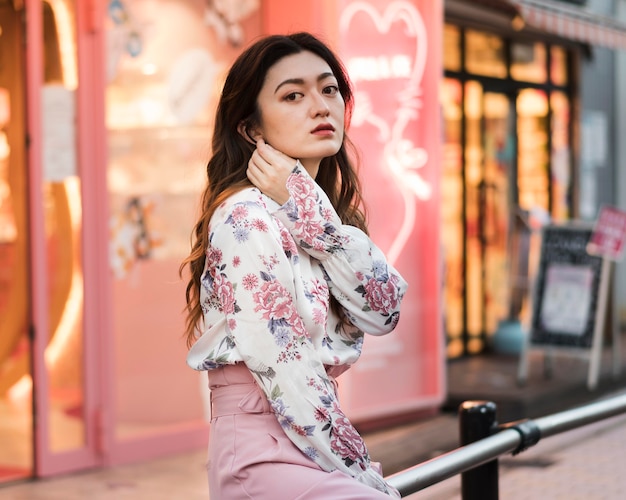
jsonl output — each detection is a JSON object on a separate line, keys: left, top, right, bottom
{"left": 187, "top": 162, "right": 408, "bottom": 495}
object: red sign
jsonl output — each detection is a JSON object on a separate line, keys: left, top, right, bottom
{"left": 587, "top": 205, "right": 626, "bottom": 261}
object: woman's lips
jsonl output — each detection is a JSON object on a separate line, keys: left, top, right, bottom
{"left": 312, "top": 124, "right": 335, "bottom": 134}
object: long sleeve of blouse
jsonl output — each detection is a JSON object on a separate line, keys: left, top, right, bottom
{"left": 273, "top": 164, "right": 408, "bottom": 335}
{"left": 187, "top": 163, "right": 406, "bottom": 496}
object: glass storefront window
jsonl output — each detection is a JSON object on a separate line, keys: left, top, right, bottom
{"left": 440, "top": 78, "right": 464, "bottom": 357}
{"left": 482, "top": 92, "right": 514, "bottom": 335}
{"left": 444, "top": 24, "right": 461, "bottom": 72}
{"left": 443, "top": 24, "right": 575, "bottom": 356}
{"left": 551, "top": 91, "right": 571, "bottom": 220}
{"left": 511, "top": 41, "right": 547, "bottom": 83}
{"left": 465, "top": 30, "right": 507, "bottom": 78}
{"left": 464, "top": 83, "right": 516, "bottom": 354}
{"left": 517, "top": 89, "right": 550, "bottom": 213}
{"left": 550, "top": 46, "right": 569, "bottom": 86}
{"left": 105, "top": 0, "right": 261, "bottom": 441}
{"left": 463, "top": 80, "right": 484, "bottom": 348}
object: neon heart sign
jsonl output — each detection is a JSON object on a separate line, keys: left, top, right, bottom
{"left": 340, "top": 1, "right": 431, "bottom": 264}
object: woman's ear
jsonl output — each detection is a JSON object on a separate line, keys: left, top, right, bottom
{"left": 237, "top": 121, "right": 260, "bottom": 145}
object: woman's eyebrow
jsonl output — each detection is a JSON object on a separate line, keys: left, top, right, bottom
{"left": 274, "top": 72, "right": 335, "bottom": 94}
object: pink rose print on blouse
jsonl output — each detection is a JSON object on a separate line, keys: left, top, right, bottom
{"left": 355, "top": 263, "right": 402, "bottom": 326}
{"left": 278, "top": 222, "right": 298, "bottom": 261}
{"left": 206, "top": 246, "right": 223, "bottom": 274}
{"left": 305, "top": 278, "right": 329, "bottom": 326}
{"left": 213, "top": 272, "right": 241, "bottom": 315}
{"left": 294, "top": 219, "right": 326, "bottom": 246}
{"left": 364, "top": 275, "right": 400, "bottom": 314}
{"left": 308, "top": 278, "right": 329, "bottom": 305}
{"left": 253, "top": 278, "right": 310, "bottom": 352}
{"left": 201, "top": 243, "right": 242, "bottom": 316}
{"left": 330, "top": 415, "right": 369, "bottom": 467}
{"left": 287, "top": 171, "right": 317, "bottom": 205}
{"left": 305, "top": 377, "right": 369, "bottom": 467}
{"left": 253, "top": 280, "right": 296, "bottom": 322}
{"left": 282, "top": 170, "right": 347, "bottom": 253}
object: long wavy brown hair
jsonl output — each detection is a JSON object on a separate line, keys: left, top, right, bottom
{"left": 180, "top": 32, "right": 368, "bottom": 347}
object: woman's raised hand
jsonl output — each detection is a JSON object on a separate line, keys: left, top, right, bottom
{"left": 246, "top": 139, "right": 296, "bottom": 206}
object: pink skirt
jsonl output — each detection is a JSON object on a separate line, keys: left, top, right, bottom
{"left": 206, "top": 363, "right": 393, "bottom": 499}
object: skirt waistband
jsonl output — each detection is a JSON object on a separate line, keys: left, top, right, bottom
{"left": 208, "top": 362, "right": 256, "bottom": 388}
{"left": 207, "top": 363, "right": 339, "bottom": 419}
{"left": 208, "top": 364, "right": 272, "bottom": 418}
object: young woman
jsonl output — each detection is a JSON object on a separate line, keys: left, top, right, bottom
{"left": 182, "top": 32, "right": 407, "bottom": 499}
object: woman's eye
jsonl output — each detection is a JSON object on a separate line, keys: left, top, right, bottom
{"left": 284, "top": 92, "right": 302, "bottom": 101}
{"left": 323, "top": 85, "right": 339, "bottom": 95}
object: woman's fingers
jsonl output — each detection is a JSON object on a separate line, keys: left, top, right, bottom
{"left": 256, "top": 139, "right": 296, "bottom": 172}
{"left": 247, "top": 139, "right": 293, "bottom": 205}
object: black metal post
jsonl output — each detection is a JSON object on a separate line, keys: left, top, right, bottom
{"left": 459, "top": 401, "right": 499, "bottom": 500}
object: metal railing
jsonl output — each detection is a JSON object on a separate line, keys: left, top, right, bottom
{"left": 385, "top": 392, "right": 626, "bottom": 499}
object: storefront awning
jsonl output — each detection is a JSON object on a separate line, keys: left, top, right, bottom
{"left": 511, "top": 0, "right": 626, "bottom": 51}
{"left": 446, "top": 0, "right": 626, "bottom": 52}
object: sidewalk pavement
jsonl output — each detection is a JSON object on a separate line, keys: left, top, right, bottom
{"left": 1, "top": 396, "right": 625, "bottom": 499}
{"left": 409, "top": 410, "right": 626, "bottom": 499}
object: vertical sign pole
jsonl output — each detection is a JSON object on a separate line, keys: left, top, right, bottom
{"left": 588, "top": 257, "right": 611, "bottom": 390}
{"left": 611, "top": 270, "right": 622, "bottom": 378}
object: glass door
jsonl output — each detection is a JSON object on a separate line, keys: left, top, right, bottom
{"left": 465, "top": 84, "right": 515, "bottom": 353}
{"left": 25, "top": 0, "right": 101, "bottom": 477}
{"left": 441, "top": 81, "right": 559, "bottom": 356}
{"left": 441, "top": 80, "right": 518, "bottom": 356}
{"left": 0, "top": 0, "right": 33, "bottom": 484}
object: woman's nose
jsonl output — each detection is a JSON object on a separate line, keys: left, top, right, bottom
{"left": 310, "top": 93, "right": 330, "bottom": 117}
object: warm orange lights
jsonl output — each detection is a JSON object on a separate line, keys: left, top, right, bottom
{"left": 47, "top": 0, "right": 78, "bottom": 90}
{"left": 9, "top": 178, "right": 84, "bottom": 405}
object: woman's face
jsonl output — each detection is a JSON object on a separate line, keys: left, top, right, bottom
{"left": 254, "top": 50, "right": 346, "bottom": 176}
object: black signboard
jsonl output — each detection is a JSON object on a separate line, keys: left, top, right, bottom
{"left": 529, "top": 224, "right": 604, "bottom": 349}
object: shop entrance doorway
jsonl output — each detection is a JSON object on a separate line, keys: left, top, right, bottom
{"left": 442, "top": 78, "right": 567, "bottom": 357}
{"left": 1, "top": 0, "right": 104, "bottom": 483}
{"left": 465, "top": 85, "right": 517, "bottom": 354}
{"left": 442, "top": 81, "right": 519, "bottom": 357}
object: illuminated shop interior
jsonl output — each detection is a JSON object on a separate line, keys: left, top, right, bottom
{"left": 441, "top": 23, "right": 575, "bottom": 358}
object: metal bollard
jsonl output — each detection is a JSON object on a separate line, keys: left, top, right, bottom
{"left": 459, "top": 401, "right": 499, "bottom": 500}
